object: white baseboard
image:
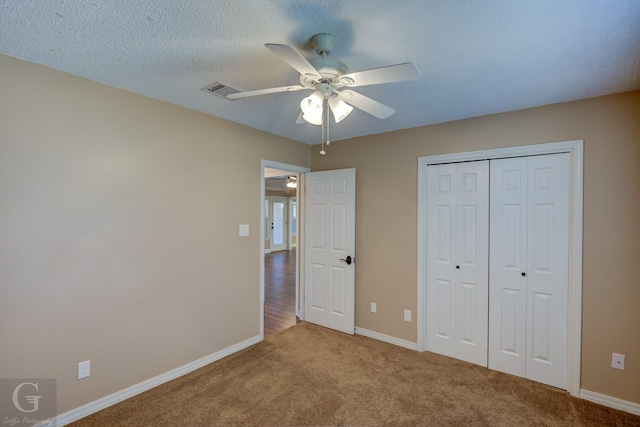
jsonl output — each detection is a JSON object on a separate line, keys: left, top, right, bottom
{"left": 48, "top": 334, "right": 262, "bottom": 426}
{"left": 580, "top": 389, "right": 640, "bottom": 416}
{"left": 355, "top": 327, "right": 418, "bottom": 351}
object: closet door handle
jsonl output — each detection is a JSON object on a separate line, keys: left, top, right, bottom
{"left": 521, "top": 272, "right": 526, "bottom": 277}
{"left": 456, "top": 265, "right": 460, "bottom": 269}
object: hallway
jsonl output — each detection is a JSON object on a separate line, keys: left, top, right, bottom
{"left": 264, "top": 249, "right": 297, "bottom": 336}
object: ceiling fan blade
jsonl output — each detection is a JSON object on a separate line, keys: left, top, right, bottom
{"left": 339, "top": 62, "right": 420, "bottom": 88}
{"left": 295, "top": 112, "right": 306, "bottom": 124}
{"left": 338, "top": 90, "right": 395, "bottom": 119}
{"left": 226, "top": 85, "right": 308, "bottom": 100}
{"left": 265, "top": 43, "right": 322, "bottom": 80}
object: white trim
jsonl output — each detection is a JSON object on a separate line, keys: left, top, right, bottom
{"left": 260, "top": 160, "right": 310, "bottom": 331}
{"left": 48, "top": 334, "right": 262, "bottom": 426}
{"left": 417, "top": 140, "right": 583, "bottom": 397}
{"left": 355, "top": 327, "right": 418, "bottom": 351}
{"left": 297, "top": 173, "right": 306, "bottom": 320}
{"left": 416, "top": 151, "right": 428, "bottom": 351}
{"left": 288, "top": 196, "right": 297, "bottom": 251}
{"left": 580, "top": 389, "right": 640, "bottom": 416}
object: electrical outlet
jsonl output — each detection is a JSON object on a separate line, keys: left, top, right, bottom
{"left": 404, "top": 309, "right": 412, "bottom": 322}
{"left": 78, "top": 360, "right": 90, "bottom": 379}
{"left": 612, "top": 353, "right": 625, "bottom": 370}
{"left": 370, "top": 302, "right": 377, "bottom": 313}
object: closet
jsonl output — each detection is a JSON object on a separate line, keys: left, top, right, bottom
{"left": 425, "top": 153, "right": 570, "bottom": 389}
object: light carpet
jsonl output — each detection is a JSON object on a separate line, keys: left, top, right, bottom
{"left": 71, "top": 322, "right": 640, "bottom": 426}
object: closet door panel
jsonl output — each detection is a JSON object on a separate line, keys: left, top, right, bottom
{"left": 489, "top": 157, "right": 528, "bottom": 376}
{"left": 426, "top": 161, "right": 489, "bottom": 367}
{"left": 426, "top": 164, "right": 457, "bottom": 357}
{"left": 526, "top": 153, "right": 570, "bottom": 389}
{"left": 455, "top": 161, "right": 489, "bottom": 366}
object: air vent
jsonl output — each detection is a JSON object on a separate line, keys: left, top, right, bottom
{"left": 201, "top": 81, "right": 240, "bottom": 99}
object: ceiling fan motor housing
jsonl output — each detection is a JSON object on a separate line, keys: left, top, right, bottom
{"left": 311, "top": 33, "right": 336, "bottom": 56}
{"left": 299, "top": 58, "right": 349, "bottom": 87}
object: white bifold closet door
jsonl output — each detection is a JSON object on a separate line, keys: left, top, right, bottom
{"left": 488, "top": 153, "right": 570, "bottom": 389}
{"left": 426, "top": 160, "right": 489, "bottom": 367}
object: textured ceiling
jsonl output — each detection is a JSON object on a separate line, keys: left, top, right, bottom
{"left": 2, "top": 1, "right": 639, "bottom": 145}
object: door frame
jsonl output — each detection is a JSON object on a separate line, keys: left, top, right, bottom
{"left": 260, "top": 160, "right": 310, "bottom": 340}
{"left": 288, "top": 197, "right": 297, "bottom": 250}
{"left": 417, "top": 140, "right": 584, "bottom": 397}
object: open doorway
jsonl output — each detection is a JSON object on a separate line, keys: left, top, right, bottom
{"left": 261, "top": 161, "right": 310, "bottom": 338}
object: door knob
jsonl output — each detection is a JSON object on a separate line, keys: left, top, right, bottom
{"left": 456, "top": 265, "right": 460, "bottom": 269}
{"left": 521, "top": 272, "right": 526, "bottom": 277}
{"left": 339, "top": 255, "right": 353, "bottom": 265}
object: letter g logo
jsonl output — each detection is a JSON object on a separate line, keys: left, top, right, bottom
{"left": 12, "top": 381, "right": 41, "bottom": 413}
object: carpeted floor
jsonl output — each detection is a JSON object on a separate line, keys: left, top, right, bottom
{"left": 71, "top": 322, "right": 640, "bottom": 426}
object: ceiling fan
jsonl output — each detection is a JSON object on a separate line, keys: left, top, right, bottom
{"left": 267, "top": 175, "right": 298, "bottom": 188}
{"left": 226, "top": 33, "right": 421, "bottom": 126}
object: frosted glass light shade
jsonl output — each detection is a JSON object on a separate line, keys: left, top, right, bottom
{"left": 303, "top": 111, "right": 323, "bottom": 125}
{"left": 301, "top": 90, "right": 324, "bottom": 125}
{"left": 300, "top": 91, "right": 323, "bottom": 114}
{"left": 328, "top": 95, "right": 353, "bottom": 123}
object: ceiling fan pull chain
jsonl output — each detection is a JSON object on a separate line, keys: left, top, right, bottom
{"left": 326, "top": 99, "right": 331, "bottom": 146}
{"left": 320, "top": 98, "right": 326, "bottom": 155}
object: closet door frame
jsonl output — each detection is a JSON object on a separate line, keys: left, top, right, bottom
{"left": 417, "top": 140, "right": 584, "bottom": 397}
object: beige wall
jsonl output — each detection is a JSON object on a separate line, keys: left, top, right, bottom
{"left": 311, "top": 91, "right": 640, "bottom": 404}
{"left": 0, "top": 54, "right": 310, "bottom": 414}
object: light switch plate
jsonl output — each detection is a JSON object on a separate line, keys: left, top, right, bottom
{"left": 404, "top": 309, "right": 412, "bottom": 322}
{"left": 239, "top": 224, "right": 249, "bottom": 237}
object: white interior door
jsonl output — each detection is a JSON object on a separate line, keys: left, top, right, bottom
{"left": 489, "top": 153, "right": 570, "bottom": 389}
{"left": 426, "top": 161, "right": 489, "bottom": 366}
{"left": 304, "top": 168, "right": 356, "bottom": 335}
{"left": 269, "top": 197, "right": 287, "bottom": 252}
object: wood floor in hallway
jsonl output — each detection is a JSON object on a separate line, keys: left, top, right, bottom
{"left": 264, "top": 249, "right": 297, "bottom": 336}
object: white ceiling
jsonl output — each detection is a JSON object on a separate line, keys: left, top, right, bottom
{"left": 2, "top": 1, "right": 639, "bottom": 145}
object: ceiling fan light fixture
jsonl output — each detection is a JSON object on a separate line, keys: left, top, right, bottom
{"left": 301, "top": 90, "right": 324, "bottom": 125}
{"left": 300, "top": 91, "right": 323, "bottom": 114}
{"left": 303, "top": 111, "right": 323, "bottom": 125}
{"left": 286, "top": 177, "right": 298, "bottom": 188}
{"left": 328, "top": 95, "right": 353, "bottom": 123}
